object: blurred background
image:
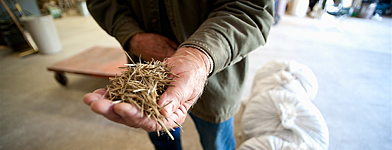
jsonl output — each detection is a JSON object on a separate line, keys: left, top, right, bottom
{"left": 0, "top": 0, "right": 391, "bottom": 149}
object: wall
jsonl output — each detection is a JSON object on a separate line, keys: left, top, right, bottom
{"left": 16, "top": 0, "right": 41, "bottom": 15}
{"left": 0, "top": 0, "right": 40, "bottom": 17}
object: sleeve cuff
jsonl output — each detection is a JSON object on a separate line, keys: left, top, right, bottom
{"left": 179, "top": 44, "right": 214, "bottom": 77}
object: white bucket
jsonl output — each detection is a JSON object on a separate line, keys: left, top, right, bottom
{"left": 77, "top": 1, "right": 90, "bottom": 16}
{"left": 21, "top": 15, "right": 62, "bottom": 54}
{"left": 291, "top": 0, "right": 309, "bottom": 17}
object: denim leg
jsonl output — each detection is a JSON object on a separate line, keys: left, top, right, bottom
{"left": 189, "top": 113, "right": 235, "bottom": 150}
{"left": 148, "top": 127, "right": 182, "bottom": 150}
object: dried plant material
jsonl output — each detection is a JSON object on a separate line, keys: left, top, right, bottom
{"left": 106, "top": 52, "right": 180, "bottom": 140}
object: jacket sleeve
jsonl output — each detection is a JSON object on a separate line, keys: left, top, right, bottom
{"left": 179, "top": 0, "right": 274, "bottom": 76}
{"left": 86, "top": 0, "right": 144, "bottom": 48}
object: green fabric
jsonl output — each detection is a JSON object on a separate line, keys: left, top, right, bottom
{"left": 87, "top": 0, "right": 274, "bottom": 123}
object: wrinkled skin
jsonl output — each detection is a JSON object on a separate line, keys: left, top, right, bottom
{"left": 83, "top": 33, "right": 210, "bottom": 132}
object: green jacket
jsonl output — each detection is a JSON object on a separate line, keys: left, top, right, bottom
{"left": 87, "top": 0, "right": 274, "bottom": 123}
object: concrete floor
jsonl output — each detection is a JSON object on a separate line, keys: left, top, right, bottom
{"left": 0, "top": 14, "right": 391, "bottom": 150}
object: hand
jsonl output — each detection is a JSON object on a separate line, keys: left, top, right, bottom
{"left": 83, "top": 47, "right": 211, "bottom": 132}
{"left": 129, "top": 33, "right": 178, "bottom": 61}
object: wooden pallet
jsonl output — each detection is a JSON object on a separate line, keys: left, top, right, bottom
{"left": 47, "top": 46, "right": 127, "bottom": 85}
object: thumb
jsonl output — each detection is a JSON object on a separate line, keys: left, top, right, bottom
{"left": 158, "top": 85, "right": 184, "bottom": 118}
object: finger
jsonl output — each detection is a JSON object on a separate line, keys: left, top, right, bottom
{"left": 93, "top": 88, "right": 109, "bottom": 96}
{"left": 167, "top": 39, "right": 179, "bottom": 49}
{"left": 90, "top": 99, "right": 127, "bottom": 125}
{"left": 159, "top": 72, "right": 195, "bottom": 118}
{"left": 113, "top": 103, "right": 158, "bottom": 132}
{"left": 83, "top": 88, "right": 109, "bottom": 105}
{"left": 83, "top": 93, "right": 102, "bottom": 105}
{"left": 159, "top": 34, "right": 178, "bottom": 49}
{"left": 159, "top": 87, "right": 182, "bottom": 118}
{"left": 160, "top": 106, "right": 187, "bottom": 130}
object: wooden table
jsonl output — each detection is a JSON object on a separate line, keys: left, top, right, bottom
{"left": 47, "top": 46, "right": 127, "bottom": 85}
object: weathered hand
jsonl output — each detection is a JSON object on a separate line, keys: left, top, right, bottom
{"left": 158, "top": 46, "right": 211, "bottom": 127}
{"left": 129, "top": 33, "right": 178, "bottom": 61}
{"left": 83, "top": 47, "right": 211, "bottom": 132}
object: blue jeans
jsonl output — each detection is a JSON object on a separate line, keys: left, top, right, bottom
{"left": 148, "top": 113, "right": 235, "bottom": 150}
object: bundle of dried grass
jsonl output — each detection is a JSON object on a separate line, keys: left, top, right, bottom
{"left": 106, "top": 52, "right": 180, "bottom": 140}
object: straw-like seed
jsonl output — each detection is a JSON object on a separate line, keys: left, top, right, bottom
{"left": 107, "top": 55, "right": 179, "bottom": 140}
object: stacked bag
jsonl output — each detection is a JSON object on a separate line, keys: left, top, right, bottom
{"left": 239, "top": 59, "right": 329, "bottom": 150}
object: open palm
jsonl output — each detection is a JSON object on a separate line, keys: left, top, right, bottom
{"left": 83, "top": 47, "right": 210, "bottom": 132}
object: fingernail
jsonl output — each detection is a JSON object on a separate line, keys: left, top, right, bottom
{"left": 128, "top": 107, "right": 138, "bottom": 116}
{"left": 92, "top": 95, "right": 100, "bottom": 101}
{"left": 118, "top": 110, "right": 126, "bottom": 117}
{"left": 121, "top": 110, "right": 138, "bottom": 117}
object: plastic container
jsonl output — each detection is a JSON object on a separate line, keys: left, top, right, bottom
{"left": 290, "top": 0, "right": 309, "bottom": 17}
{"left": 77, "top": 1, "right": 90, "bottom": 16}
{"left": 20, "top": 15, "right": 62, "bottom": 54}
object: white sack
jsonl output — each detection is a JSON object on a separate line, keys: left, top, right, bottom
{"left": 253, "top": 59, "right": 293, "bottom": 79}
{"left": 253, "top": 59, "right": 318, "bottom": 100}
{"left": 241, "top": 90, "right": 329, "bottom": 150}
{"left": 249, "top": 70, "right": 309, "bottom": 102}
{"left": 237, "top": 135, "right": 308, "bottom": 150}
